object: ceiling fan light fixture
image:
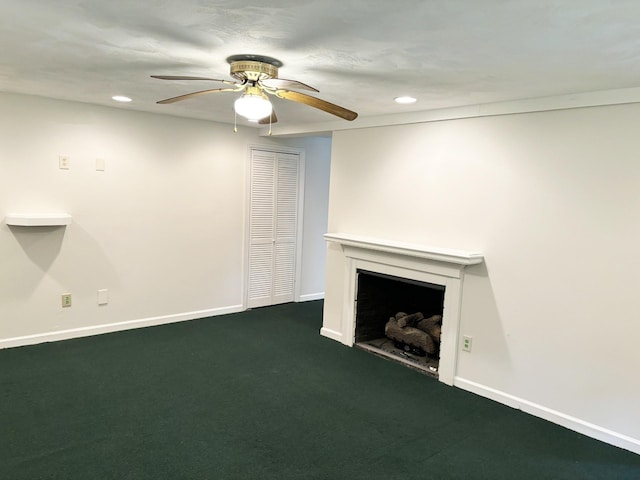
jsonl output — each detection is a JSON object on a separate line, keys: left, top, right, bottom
{"left": 234, "top": 87, "right": 272, "bottom": 121}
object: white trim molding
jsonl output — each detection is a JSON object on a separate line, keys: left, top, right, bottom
{"left": 0, "top": 304, "right": 244, "bottom": 350}
{"left": 320, "top": 327, "right": 343, "bottom": 343}
{"left": 454, "top": 377, "right": 640, "bottom": 456}
{"left": 263, "top": 85, "right": 640, "bottom": 137}
{"left": 298, "top": 292, "right": 325, "bottom": 302}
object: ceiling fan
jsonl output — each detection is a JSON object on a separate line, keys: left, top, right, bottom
{"left": 152, "top": 54, "right": 358, "bottom": 125}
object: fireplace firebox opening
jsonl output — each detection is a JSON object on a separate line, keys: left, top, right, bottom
{"left": 354, "top": 269, "right": 445, "bottom": 377}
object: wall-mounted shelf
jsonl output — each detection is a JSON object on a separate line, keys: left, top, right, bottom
{"left": 324, "top": 233, "right": 484, "bottom": 266}
{"left": 5, "top": 213, "right": 72, "bottom": 227}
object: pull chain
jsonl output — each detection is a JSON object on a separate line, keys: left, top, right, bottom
{"left": 233, "top": 110, "right": 237, "bottom": 133}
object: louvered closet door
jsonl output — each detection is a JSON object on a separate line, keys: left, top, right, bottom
{"left": 247, "top": 149, "right": 300, "bottom": 308}
{"left": 272, "top": 153, "right": 299, "bottom": 304}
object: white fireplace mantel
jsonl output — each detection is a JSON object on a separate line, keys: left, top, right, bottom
{"left": 324, "top": 233, "right": 483, "bottom": 267}
{"left": 323, "top": 232, "right": 484, "bottom": 386}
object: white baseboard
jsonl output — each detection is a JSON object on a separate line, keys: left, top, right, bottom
{"left": 298, "top": 292, "right": 324, "bottom": 302}
{"left": 0, "top": 304, "right": 245, "bottom": 350}
{"left": 320, "top": 326, "right": 343, "bottom": 343}
{"left": 454, "top": 377, "right": 640, "bottom": 456}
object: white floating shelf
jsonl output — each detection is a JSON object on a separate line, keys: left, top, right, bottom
{"left": 5, "top": 213, "right": 72, "bottom": 227}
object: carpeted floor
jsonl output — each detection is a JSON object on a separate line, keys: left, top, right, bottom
{"left": 1, "top": 301, "right": 638, "bottom": 479}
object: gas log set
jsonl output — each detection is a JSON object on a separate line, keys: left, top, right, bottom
{"left": 384, "top": 312, "right": 442, "bottom": 357}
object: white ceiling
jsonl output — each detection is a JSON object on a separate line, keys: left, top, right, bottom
{"left": 2, "top": 1, "right": 640, "bottom": 131}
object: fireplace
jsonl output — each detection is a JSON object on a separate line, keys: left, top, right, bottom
{"left": 322, "top": 233, "right": 483, "bottom": 386}
{"left": 355, "top": 270, "right": 445, "bottom": 376}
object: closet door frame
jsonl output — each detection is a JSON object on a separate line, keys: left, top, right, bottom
{"left": 243, "top": 144, "right": 306, "bottom": 309}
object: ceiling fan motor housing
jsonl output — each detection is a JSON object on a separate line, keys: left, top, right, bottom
{"left": 230, "top": 60, "right": 278, "bottom": 82}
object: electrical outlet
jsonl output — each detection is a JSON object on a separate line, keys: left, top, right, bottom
{"left": 462, "top": 335, "right": 472, "bottom": 352}
{"left": 61, "top": 293, "right": 72, "bottom": 308}
{"left": 59, "top": 155, "right": 70, "bottom": 170}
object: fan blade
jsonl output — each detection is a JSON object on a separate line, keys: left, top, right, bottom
{"left": 275, "top": 90, "right": 358, "bottom": 121}
{"left": 260, "top": 78, "right": 319, "bottom": 92}
{"left": 151, "top": 75, "right": 237, "bottom": 86}
{"left": 258, "top": 110, "right": 278, "bottom": 125}
{"left": 157, "top": 87, "right": 237, "bottom": 104}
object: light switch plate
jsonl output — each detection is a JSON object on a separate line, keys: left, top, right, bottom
{"left": 97, "top": 289, "right": 108, "bottom": 305}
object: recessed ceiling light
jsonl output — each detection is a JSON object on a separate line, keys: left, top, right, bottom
{"left": 394, "top": 96, "right": 417, "bottom": 104}
{"left": 112, "top": 95, "right": 132, "bottom": 103}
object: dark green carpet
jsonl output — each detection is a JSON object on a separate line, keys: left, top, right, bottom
{"left": 1, "top": 301, "right": 638, "bottom": 479}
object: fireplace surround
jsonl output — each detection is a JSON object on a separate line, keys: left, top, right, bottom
{"left": 323, "top": 233, "right": 483, "bottom": 385}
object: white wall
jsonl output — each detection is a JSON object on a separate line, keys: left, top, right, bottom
{"left": 298, "top": 137, "right": 331, "bottom": 300}
{"left": 0, "top": 92, "right": 330, "bottom": 344}
{"left": 324, "top": 103, "right": 640, "bottom": 451}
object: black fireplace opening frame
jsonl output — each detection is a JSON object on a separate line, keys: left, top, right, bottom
{"left": 354, "top": 269, "right": 445, "bottom": 348}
